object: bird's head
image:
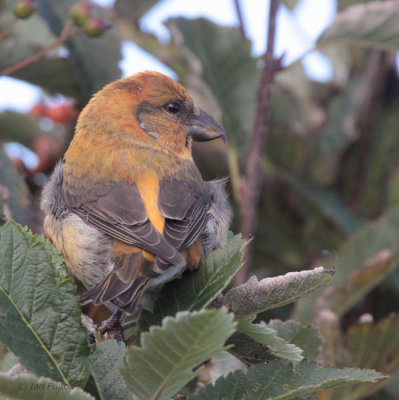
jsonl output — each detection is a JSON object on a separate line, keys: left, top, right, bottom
{"left": 74, "top": 71, "right": 226, "bottom": 157}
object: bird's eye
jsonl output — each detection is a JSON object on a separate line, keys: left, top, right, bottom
{"left": 165, "top": 102, "right": 181, "bottom": 114}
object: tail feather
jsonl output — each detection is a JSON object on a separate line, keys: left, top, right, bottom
{"left": 79, "top": 250, "right": 154, "bottom": 315}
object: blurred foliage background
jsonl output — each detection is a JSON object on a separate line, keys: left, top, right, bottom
{"left": 2, "top": 0, "right": 399, "bottom": 398}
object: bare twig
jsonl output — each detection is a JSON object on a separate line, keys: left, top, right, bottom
{"left": 235, "top": 0, "right": 279, "bottom": 285}
{"left": 233, "top": 0, "right": 247, "bottom": 40}
{"left": 0, "top": 17, "right": 17, "bottom": 42}
{"left": 0, "top": 19, "right": 83, "bottom": 77}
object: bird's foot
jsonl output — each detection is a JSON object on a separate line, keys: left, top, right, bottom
{"left": 98, "top": 310, "right": 125, "bottom": 343}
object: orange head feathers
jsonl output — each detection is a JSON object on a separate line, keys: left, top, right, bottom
{"left": 64, "top": 72, "right": 225, "bottom": 185}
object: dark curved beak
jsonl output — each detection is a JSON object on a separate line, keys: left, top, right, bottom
{"left": 186, "top": 108, "right": 227, "bottom": 143}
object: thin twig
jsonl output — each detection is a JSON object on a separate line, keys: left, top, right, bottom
{"left": 0, "top": 17, "right": 17, "bottom": 42}
{"left": 0, "top": 20, "right": 83, "bottom": 77}
{"left": 235, "top": 0, "right": 279, "bottom": 285}
{"left": 234, "top": 0, "right": 247, "bottom": 40}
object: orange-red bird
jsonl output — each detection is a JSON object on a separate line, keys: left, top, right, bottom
{"left": 41, "top": 71, "right": 231, "bottom": 333}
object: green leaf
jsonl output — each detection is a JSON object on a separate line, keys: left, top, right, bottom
{"left": 320, "top": 249, "right": 399, "bottom": 317}
{"left": 277, "top": 169, "right": 362, "bottom": 234}
{"left": 0, "top": 11, "right": 84, "bottom": 98}
{"left": 138, "top": 234, "right": 247, "bottom": 333}
{"left": 0, "top": 372, "right": 93, "bottom": 400}
{"left": 39, "top": 0, "right": 121, "bottom": 101}
{"left": 0, "top": 149, "right": 34, "bottom": 229}
{"left": 0, "top": 12, "right": 58, "bottom": 69}
{"left": 189, "top": 360, "right": 386, "bottom": 400}
{"left": 0, "top": 351, "right": 19, "bottom": 373}
{"left": 217, "top": 266, "right": 335, "bottom": 320}
{"left": 267, "top": 320, "right": 322, "bottom": 361}
{"left": 295, "top": 208, "right": 399, "bottom": 322}
{"left": 88, "top": 340, "right": 131, "bottom": 400}
{"left": 167, "top": 17, "right": 259, "bottom": 148}
{"left": 209, "top": 351, "right": 247, "bottom": 381}
{"left": 114, "top": 0, "right": 159, "bottom": 21}
{"left": 235, "top": 316, "right": 303, "bottom": 363}
{"left": 318, "top": 2, "right": 399, "bottom": 51}
{"left": 325, "top": 314, "right": 399, "bottom": 400}
{"left": 121, "top": 309, "right": 236, "bottom": 400}
{"left": 0, "top": 220, "right": 90, "bottom": 388}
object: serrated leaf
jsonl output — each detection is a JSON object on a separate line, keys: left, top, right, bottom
{"left": 318, "top": 2, "right": 399, "bottom": 51}
{"left": 88, "top": 340, "right": 131, "bottom": 400}
{"left": 235, "top": 316, "right": 303, "bottom": 363}
{"left": 0, "top": 220, "right": 90, "bottom": 387}
{"left": 217, "top": 267, "right": 334, "bottom": 320}
{"left": 209, "top": 352, "right": 247, "bottom": 383}
{"left": 121, "top": 309, "right": 236, "bottom": 400}
{"left": 0, "top": 372, "right": 93, "bottom": 400}
{"left": 189, "top": 360, "right": 386, "bottom": 400}
{"left": 324, "top": 314, "right": 399, "bottom": 400}
{"left": 0, "top": 149, "right": 33, "bottom": 229}
{"left": 295, "top": 208, "right": 399, "bottom": 322}
{"left": 138, "top": 234, "right": 247, "bottom": 333}
{"left": 267, "top": 320, "right": 322, "bottom": 361}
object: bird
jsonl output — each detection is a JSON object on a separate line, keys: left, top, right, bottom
{"left": 41, "top": 71, "right": 231, "bottom": 339}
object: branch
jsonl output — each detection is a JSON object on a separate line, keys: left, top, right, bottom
{"left": 0, "top": 19, "right": 83, "bottom": 77}
{"left": 233, "top": 0, "right": 247, "bottom": 40}
{"left": 235, "top": 0, "right": 279, "bottom": 285}
{"left": 0, "top": 17, "right": 17, "bottom": 42}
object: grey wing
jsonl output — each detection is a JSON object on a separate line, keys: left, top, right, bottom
{"left": 157, "top": 178, "right": 211, "bottom": 251}
{"left": 62, "top": 181, "right": 186, "bottom": 269}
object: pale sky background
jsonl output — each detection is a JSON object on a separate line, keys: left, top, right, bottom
{"left": 0, "top": 0, "right": 336, "bottom": 112}
{"left": 1, "top": 0, "right": 336, "bottom": 167}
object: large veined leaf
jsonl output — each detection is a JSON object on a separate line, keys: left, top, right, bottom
{"left": 234, "top": 316, "right": 303, "bottom": 363}
{"left": 189, "top": 360, "right": 386, "bottom": 400}
{"left": 295, "top": 208, "right": 399, "bottom": 322}
{"left": 122, "top": 309, "right": 236, "bottom": 400}
{"left": 167, "top": 17, "right": 259, "bottom": 148}
{"left": 318, "top": 2, "right": 399, "bottom": 51}
{"left": 216, "top": 267, "right": 335, "bottom": 320}
{"left": 0, "top": 372, "right": 93, "bottom": 400}
{"left": 88, "top": 340, "right": 131, "bottom": 400}
{"left": 138, "top": 234, "right": 247, "bottom": 333}
{"left": 0, "top": 220, "right": 90, "bottom": 388}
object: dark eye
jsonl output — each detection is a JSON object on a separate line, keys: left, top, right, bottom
{"left": 165, "top": 102, "right": 181, "bottom": 114}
